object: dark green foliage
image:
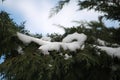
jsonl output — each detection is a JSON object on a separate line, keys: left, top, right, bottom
{"left": 78, "top": 0, "right": 120, "bottom": 21}
{"left": 47, "top": 33, "right": 63, "bottom": 42}
{"left": 0, "top": 10, "right": 120, "bottom": 80}
{"left": 0, "top": 42, "right": 54, "bottom": 80}
{"left": 49, "top": 0, "right": 70, "bottom": 18}
{"left": 18, "top": 21, "right": 30, "bottom": 34}
{"left": 0, "top": 11, "right": 20, "bottom": 57}
{"left": 113, "top": 27, "right": 120, "bottom": 44}
{"left": 51, "top": 0, "right": 120, "bottom": 21}
{"left": 63, "top": 20, "right": 118, "bottom": 44}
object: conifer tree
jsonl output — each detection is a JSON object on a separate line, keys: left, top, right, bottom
{"left": 50, "top": 0, "right": 120, "bottom": 21}
{"left": 0, "top": 0, "right": 120, "bottom": 80}
{"left": 0, "top": 10, "right": 120, "bottom": 80}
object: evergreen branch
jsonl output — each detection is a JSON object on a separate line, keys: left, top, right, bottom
{"left": 49, "top": 0, "right": 70, "bottom": 18}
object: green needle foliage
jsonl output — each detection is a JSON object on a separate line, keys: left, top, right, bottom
{"left": 49, "top": 0, "right": 70, "bottom": 18}
{"left": 78, "top": 0, "right": 120, "bottom": 21}
{"left": 50, "top": 0, "right": 120, "bottom": 21}
{"left": 0, "top": 6, "right": 120, "bottom": 80}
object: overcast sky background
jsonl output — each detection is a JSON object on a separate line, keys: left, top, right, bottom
{"left": 0, "top": 0, "right": 119, "bottom": 35}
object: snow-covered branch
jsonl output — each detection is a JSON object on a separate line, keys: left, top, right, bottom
{"left": 17, "top": 32, "right": 120, "bottom": 57}
{"left": 17, "top": 32, "right": 87, "bottom": 55}
{"left": 96, "top": 46, "right": 120, "bottom": 57}
{"left": 17, "top": 32, "right": 51, "bottom": 45}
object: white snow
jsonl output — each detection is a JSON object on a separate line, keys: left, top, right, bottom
{"left": 97, "top": 38, "right": 120, "bottom": 47}
{"left": 17, "top": 32, "right": 33, "bottom": 44}
{"left": 97, "top": 39, "right": 106, "bottom": 46}
{"left": 62, "top": 32, "right": 87, "bottom": 44}
{"left": 111, "top": 43, "right": 120, "bottom": 47}
{"left": 64, "top": 54, "right": 72, "bottom": 60}
{"left": 48, "top": 64, "right": 52, "bottom": 67}
{"left": 39, "top": 42, "right": 61, "bottom": 55}
{"left": 17, "top": 32, "right": 50, "bottom": 45}
{"left": 17, "top": 32, "right": 87, "bottom": 55}
{"left": 59, "top": 53, "right": 63, "bottom": 56}
{"left": 81, "top": 45, "right": 85, "bottom": 50}
{"left": 85, "top": 26, "right": 92, "bottom": 29}
{"left": 108, "top": 2, "right": 114, "bottom": 6}
{"left": 41, "top": 36, "right": 51, "bottom": 41}
{"left": 64, "top": 42, "right": 81, "bottom": 51}
{"left": 97, "top": 46, "right": 120, "bottom": 57}
{"left": 39, "top": 32, "right": 87, "bottom": 54}
{"left": 39, "top": 42, "right": 81, "bottom": 54}
{"left": 17, "top": 46, "right": 23, "bottom": 54}
{"left": 17, "top": 32, "right": 120, "bottom": 57}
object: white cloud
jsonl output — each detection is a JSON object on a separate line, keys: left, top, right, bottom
{"left": 1, "top": 0, "right": 101, "bottom": 34}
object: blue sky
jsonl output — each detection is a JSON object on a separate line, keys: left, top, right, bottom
{"left": 0, "top": 0, "right": 119, "bottom": 35}
{"left": 0, "top": 56, "right": 4, "bottom": 64}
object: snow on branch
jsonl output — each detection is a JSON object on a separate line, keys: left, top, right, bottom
{"left": 62, "top": 32, "right": 87, "bottom": 44}
{"left": 17, "top": 32, "right": 120, "bottom": 57}
{"left": 41, "top": 36, "right": 51, "bottom": 41}
{"left": 64, "top": 54, "right": 72, "bottom": 60}
{"left": 39, "top": 32, "right": 87, "bottom": 55}
{"left": 97, "top": 39, "right": 107, "bottom": 46}
{"left": 17, "top": 32, "right": 87, "bottom": 55}
{"left": 96, "top": 46, "right": 120, "bottom": 57}
{"left": 17, "top": 32, "right": 50, "bottom": 45}
{"left": 97, "top": 38, "right": 119, "bottom": 47}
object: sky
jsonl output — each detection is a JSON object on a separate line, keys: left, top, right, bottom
{"left": 0, "top": 56, "right": 4, "bottom": 64}
{"left": 0, "top": 0, "right": 119, "bottom": 35}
